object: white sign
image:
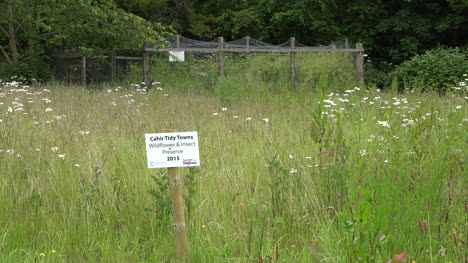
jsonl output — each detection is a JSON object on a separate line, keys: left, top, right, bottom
{"left": 145, "top": 131, "right": 200, "bottom": 168}
{"left": 169, "top": 51, "right": 185, "bottom": 62}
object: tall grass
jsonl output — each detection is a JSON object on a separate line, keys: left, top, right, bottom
{"left": 0, "top": 59, "right": 466, "bottom": 262}
{"left": 121, "top": 52, "right": 356, "bottom": 100}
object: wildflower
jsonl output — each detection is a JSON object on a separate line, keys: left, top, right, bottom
{"left": 45, "top": 108, "right": 53, "bottom": 112}
{"left": 262, "top": 118, "right": 269, "bottom": 123}
{"left": 156, "top": 87, "right": 163, "bottom": 91}
{"left": 455, "top": 105, "right": 462, "bottom": 110}
{"left": 74, "top": 164, "right": 80, "bottom": 167}
{"left": 290, "top": 168, "right": 297, "bottom": 174}
{"left": 58, "top": 154, "right": 65, "bottom": 159}
{"left": 51, "top": 250, "right": 57, "bottom": 254}
{"left": 291, "top": 245, "right": 296, "bottom": 248}
{"left": 402, "top": 119, "right": 414, "bottom": 127}
{"left": 212, "top": 112, "right": 218, "bottom": 116}
{"left": 233, "top": 116, "right": 239, "bottom": 119}
{"left": 40, "top": 253, "right": 45, "bottom": 257}
{"left": 221, "top": 107, "right": 228, "bottom": 111}
{"left": 201, "top": 224, "right": 206, "bottom": 228}
{"left": 245, "top": 117, "right": 252, "bottom": 121}
{"left": 289, "top": 154, "right": 294, "bottom": 159}
{"left": 360, "top": 150, "right": 368, "bottom": 156}
{"left": 377, "top": 121, "right": 390, "bottom": 128}
{"left": 163, "top": 94, "right": 169, "bottom": 96}
{"left": 305, "top": 156, "right": 312, "bottom": 159}
{"left": 51, "top": 147, "right": 59, "bottom": 152}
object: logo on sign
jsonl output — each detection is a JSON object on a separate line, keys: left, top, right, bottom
{"left": 150, "top": 162, "right": 164, "bottom": 167}
{"left": 183, "top": 159, "right": 197, "bottom": 165}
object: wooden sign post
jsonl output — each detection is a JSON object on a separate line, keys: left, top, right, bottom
{"left": 145, "top": 131, "right": 200, "bottom": 261}
{"left": 168, "top": 166, "right": 188, "bottom": 261}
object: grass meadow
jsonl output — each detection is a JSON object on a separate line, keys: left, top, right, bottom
{"left": 0, "top": 54, "right": 466, "bottom": 262}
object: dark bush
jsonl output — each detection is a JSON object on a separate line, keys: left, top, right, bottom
{"left": 364, "top": 61, "right": 393, "bottom": 88}
{"left": 391, "top": 47, "right": 467, "bottom": 93}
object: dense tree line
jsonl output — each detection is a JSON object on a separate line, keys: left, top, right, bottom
{"left": 1, "top": 0, "right": 467, "bottom": 81}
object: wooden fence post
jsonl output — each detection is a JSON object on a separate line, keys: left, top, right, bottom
{"left": 176, "top": 35, "right": 180, "bottom": 49}
{"left": 111, "top": 51, "right": 117, "bottom": 83}
{"left": 354, "top": 43, "right": 364, "bottom": 84}
{"left": 218, "top": 37, "right": 224, "bottom": 76}
{"left": 290, "top": 37, "right": 296, "bottom": 90}
{"left": 246, "top": 36, "right": 250, "bottom": 50}
{"left": 81, "top": 55, "right": 86, "bottom": 86}
{"left": 142, "top": 42, "right": 151, "bottom": 89}
{"left": 345, "top": 38, "right": 349, "bottom": 49}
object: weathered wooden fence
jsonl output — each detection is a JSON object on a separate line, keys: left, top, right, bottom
{"left": 52, "top": 35, "right": 364, "bottom": 88}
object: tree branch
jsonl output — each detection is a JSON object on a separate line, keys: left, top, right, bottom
{"left": 35, "top": 31, "right": 60, "bottom": 38}
{"left": 0, "top": 25, "right": 8, "bottom": 38}
{"left": 0, "top": 44, "right": 13, "bottom": 65}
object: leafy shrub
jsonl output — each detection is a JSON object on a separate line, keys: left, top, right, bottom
{"left": 391, "top": 47, "right": 468, "bottom": 93}
{"left": 0, "top": 50, "right": 51, "bottom": 82}
{"left": 0, "top": 61, "right": 16, "bottom": 79}
{"left": 364, "top": 61, "right": 393, "bottom": 88}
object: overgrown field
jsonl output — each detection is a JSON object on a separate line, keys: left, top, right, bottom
{"left": 0, "top": 76, "right": 466, "bottom": 262}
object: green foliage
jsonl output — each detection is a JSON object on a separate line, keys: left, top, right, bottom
{"left": 0, "top": 0, "right": 167, "bottom": 81}
{"left": 146, "top": 167, "right": 200, "bottom": 223}
{"left": 257, "top": 0, "right": 340, "bottom": 45}
{"left": 147, "top": 172, "right": 172, "bottom": 222}
{"left": 340, "top": 186, "right": 390, "bottom": 262}
{"left": 391, "top": 47, "right": 468, "bottom": 93}
{"left": 364, "top": 62, "right": 393, "bottom": 88}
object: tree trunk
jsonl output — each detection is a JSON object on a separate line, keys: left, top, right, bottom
{"left": 25, "top": 0, "right": 38, "bottom": 79}
{"left": 8, "top": 5, "right": 19, "bottom": 65}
